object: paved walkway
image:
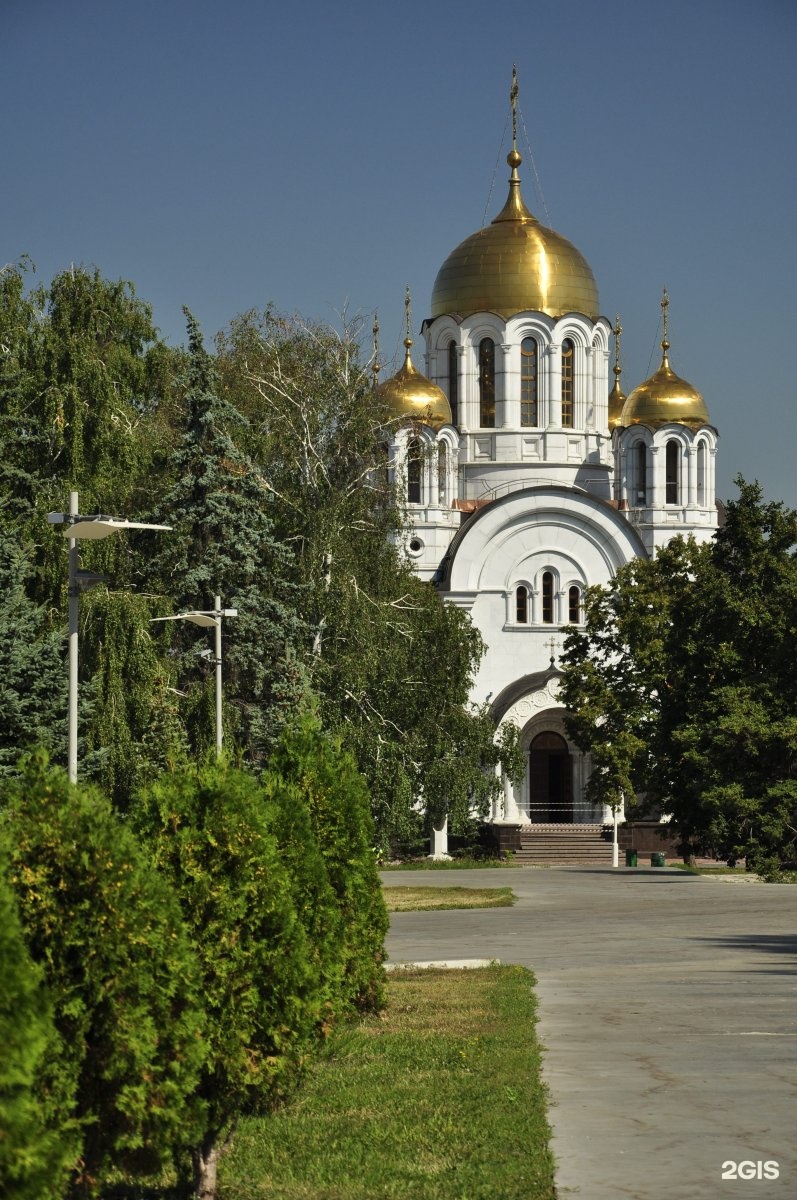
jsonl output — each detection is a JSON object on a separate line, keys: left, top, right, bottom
{"left": 382, "top": 867, "right": 797, "bottom": 1199}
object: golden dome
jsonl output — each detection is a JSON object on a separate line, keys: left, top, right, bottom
{"left": 620, "top": 293, "right": 710, "bottom": 430}
{"left": 377, "top": 337, "right": 452, "bottom": 429}
{"left": 608, "top": 379, "right": 627, "bottom": 430}
{"left": 430, "top": 151, "right": 600, "bottom": 321}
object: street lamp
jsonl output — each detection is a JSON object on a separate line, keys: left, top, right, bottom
{"left": 48, "top": 490, "right": 171, "bottom": 783}
{"left": 151, "top": 596, "right": 237, "bottom": 756}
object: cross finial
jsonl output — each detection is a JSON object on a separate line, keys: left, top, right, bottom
{"left": 404, "top": 285, "right": 412, "bottom": 347}
{"left": 661, "top": 286, "right": 670, "bottom": 357}
{"left": 372, "top": 313, "right": 380, "bottom": 387}
{"left": 510, "top": 65, "right": 519, "bottom": 150}
{"left": 546, "top": 635, "right": 558, "bottom": 666}
{"left": 613, "top": 313, "right": 623, "bottom": 382}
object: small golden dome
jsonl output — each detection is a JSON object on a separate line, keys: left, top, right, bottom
{"left": 377, "top": 337, "right": 452, "bottom": 429}
{"left": 620, "top": 292, "right": 710, "bottom": 430}
{"left": 620, "top": 358, "right": 709, "bottom": 430}
{"left": 608, "top": 380, "right": 627, "bottom": 430}
{"left": 431, "top": 150, "right": 600, "bottom": 321}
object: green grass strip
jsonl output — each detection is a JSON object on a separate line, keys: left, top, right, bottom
{"left": 220, "top": 964, "right": 556, "bottom": 1199}
{"left": 382, "top": 885, "right": 515, "bottom": 911}
{"left": 381, "top": 856, "right": 518, "bottom": 871}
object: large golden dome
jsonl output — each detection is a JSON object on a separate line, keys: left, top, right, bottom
{"left": 431, "top": 150, "right": 600, "bottom": 321}
{"left": 620, "top": 295, "right": 710, "bottom": 430}
{"left": 377, "top": 337, "right": 452, "bottom": 429}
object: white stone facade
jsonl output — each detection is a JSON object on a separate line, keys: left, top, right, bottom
{"left": 382, "top": 201, "right": 718, "bottom": 836}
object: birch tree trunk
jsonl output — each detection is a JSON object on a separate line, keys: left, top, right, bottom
{"left": 193, "top": 1135, "right": 220, "bottom": 1200}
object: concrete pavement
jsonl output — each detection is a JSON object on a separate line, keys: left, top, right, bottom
{"left": 382, "top": 866, "right": 797, "bottom": 1199}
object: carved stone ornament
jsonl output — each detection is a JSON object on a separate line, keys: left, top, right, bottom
{"left": 500, "top": 677, "right": 561, "bottom": 729}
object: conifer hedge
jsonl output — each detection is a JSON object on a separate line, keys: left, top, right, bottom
{"left": 129, "top": 757, "right": 327, "bottom": 1195}
{"left": 1, "top": 722, "right": 388, "bottom": 1198}
{"left": 271, "top": 711, "right": 388, "bottom": 1013}
{"left": 0, "top": 852, "right": 71, "bottom": 1200}
{"left": 0, "top": 753, "right": 206, "bottom": 1195}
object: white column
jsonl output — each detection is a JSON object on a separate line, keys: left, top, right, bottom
{"left": 430, "top": 817, "right": 450, "bottom": 860}
{"left": 461, "top": 344, "right": 475, "bottom": 432}
{"left": 650, "top": 444, "right": 664, "bottom": 508}
{"left": 499, "top": 342, "right": 515, "bottom": 427}
{"left": 547, "top": 343, "right": 562, "bottom": 428}
{"left": 584, "top": 346, "right": 594, "bottom": 430}
{"left": 687, "top": 444, "right": 697, "bottom": 507}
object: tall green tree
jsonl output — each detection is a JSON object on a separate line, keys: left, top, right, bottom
{"left": 216, "top": 310, "right": 520, "bottom": 847}
{"left": 0, "top": 526, "right": 67, "bottom": 773}
{"left": 0, "top": 259, "right": 47, "bottom": 523}
{"left": 560, "top": 480, "right": 797, "bottom": 870}
{"left": 147, "top": 311, "right": 308, "bottom": 764}
{"left": 661, "top": 481, "right": 797, "bottom": 869}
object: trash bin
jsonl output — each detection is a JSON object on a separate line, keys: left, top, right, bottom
{"left": 650, "top": 851, "right": 666, "bottom": 868}
{"left": 625, "top": 848, "right": 638, "bottom": 867}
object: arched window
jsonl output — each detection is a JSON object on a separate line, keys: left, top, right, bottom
{"left": 448, "top": 340, "right": 459, "bottom": 426}
{"left": 437, "top": 441, "right": 447, "bottom": 505}
{"left": 561, "top": 338, "right": 575, "bottom": 428}
{"left": 568, "top": 585, "right": 581, "bottom": 624}
{"left": 516, "top": 585, "right": 529, "bottom": 624}
{"left": 407, "top": 438, "right": 422, "bottom": 504}
{"left": 665, "top": 440, "right": 680, "bottom": 504}
{"left": 478, "top": 338, "right": 495, "bottom": 428}
{"left": 542, "top": 571, "right": 555, "bottom": 624}
{"left": 697, "top": 441, "right": 706, "bottom": 506}
{"left": 635, "top": 442, "right": 647, "bottom": 505}
{"left": 520, "top": 337, "right": 538, "bottom": 426}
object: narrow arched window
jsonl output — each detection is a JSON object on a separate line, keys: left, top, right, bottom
{"left": 666, "top": 440, "right": 679, "bottom": 504}
{"left": 479, "top": 338, "right": 495, "bottom": 428}
{"left": 407, "top": 438, "right": 422, "bottom": 504}
{"left": 516, "top": 585, "right": 528, "bottom": 624}
{"left": 448, "top": 340, "right": 459, "bottom": 426}
{"left": 542, "top": 571, "right": 554, "bottom": 624}
{"left": 437, "top": 441, "right": 447, "bottom": 505}
{"left": 635, "top": 442, "right": 647, "bottom": 505}
{"left": 561, "top": 339, "right": 575, "bottom": 428}
{"left": 520, "top": 337, "right": 538, "bottom": 426}
{"left": 568, "top": 585, "right": 581, "bottom": 624}
{"left": 697, "top": 441, "right": 706, "bottom": 506}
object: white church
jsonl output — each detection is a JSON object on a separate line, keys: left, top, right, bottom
{"left": 376, "top": 78, "right": 718, "bottom": 861}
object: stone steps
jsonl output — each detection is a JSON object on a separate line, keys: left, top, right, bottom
{"left": 514, "top": 824, "right": 614, "bottom": 866}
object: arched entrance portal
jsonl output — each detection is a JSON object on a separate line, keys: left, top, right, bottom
{"left": 529, "top": 731, "right": 573, "bottom": 823}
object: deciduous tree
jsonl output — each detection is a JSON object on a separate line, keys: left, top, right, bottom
{"left": 560, "top": 480, "right": 797, "bottom": 870}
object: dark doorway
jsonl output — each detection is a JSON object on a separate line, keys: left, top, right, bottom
{"left": 528, "top": 731, "right": 573, "bottom": 823}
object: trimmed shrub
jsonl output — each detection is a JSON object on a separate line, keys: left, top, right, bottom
{"left": 0, "top": 853, "right": 72, "bottom": 1199}
{"left": 130, "top": 758, "right": 321, "bottom": 1199}
{"left": 0, "top": 752, "right": 206, "bottom": 1196}
{"left": 261, "top": 770, "right": 345, "bottom": 1030}
{"left": 271, "top": 711, "right": 388, "bottom": 1013}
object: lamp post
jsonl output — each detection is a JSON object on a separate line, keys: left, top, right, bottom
{"left": 48, "top": 491, "right": 171, "bottom": 783}
{"left": 151, "top": 596, "right": 237, "bottom": 755}
{"left": 612, "top": 803, "right": 620, "bottom": 868}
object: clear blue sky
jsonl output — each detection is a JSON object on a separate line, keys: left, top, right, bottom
{"left": 3, "top": 0, "right": 796, "bottom": 509}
